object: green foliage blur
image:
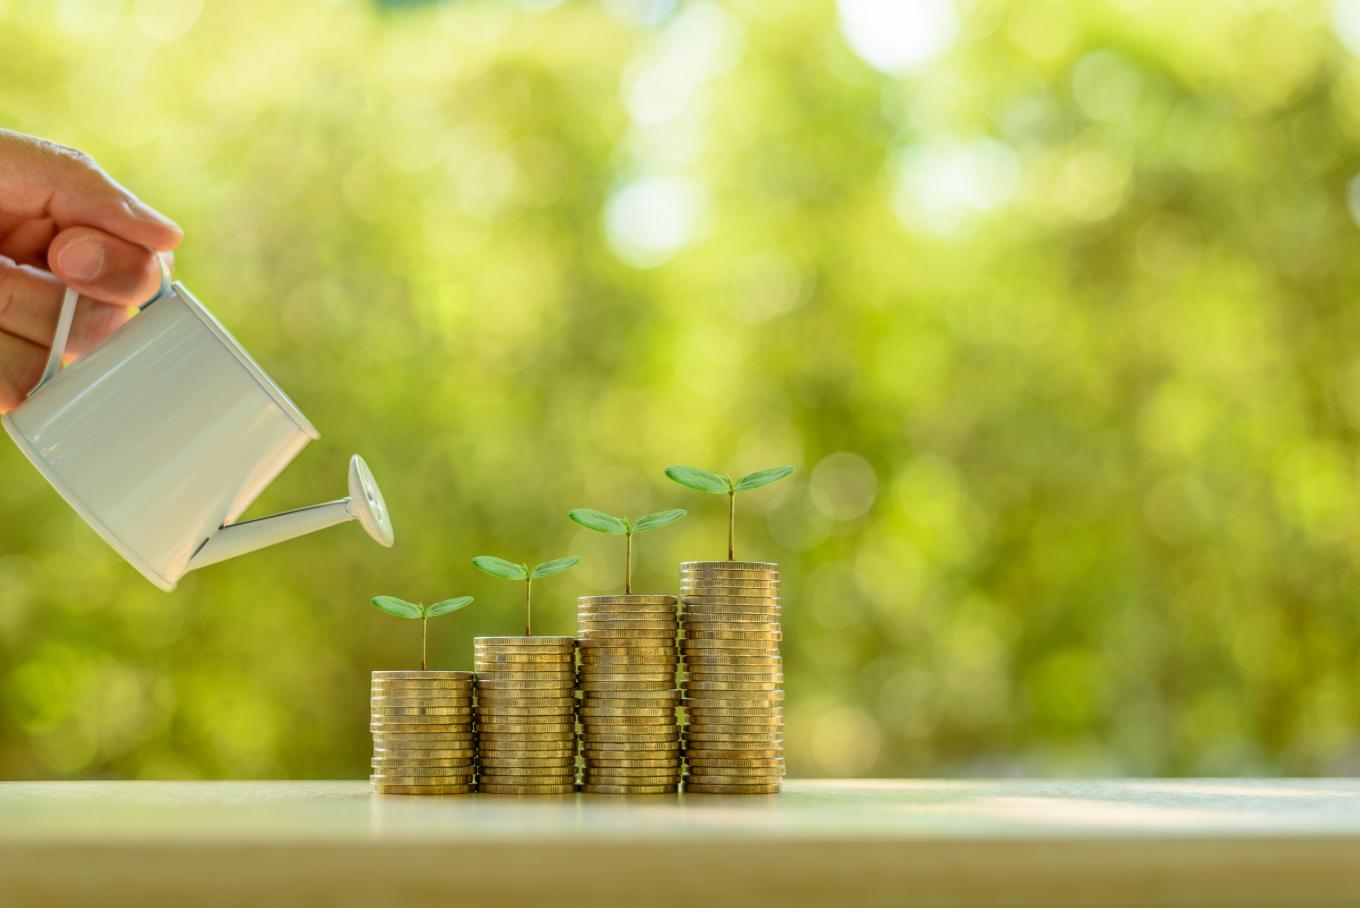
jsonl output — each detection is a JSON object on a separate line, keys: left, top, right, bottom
{"left": 2, "top": 0, "right": 1360, "bottom": 781}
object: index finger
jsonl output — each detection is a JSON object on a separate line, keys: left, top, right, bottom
{"left": 0, "top": 129, "right": 182, "bottom": 252}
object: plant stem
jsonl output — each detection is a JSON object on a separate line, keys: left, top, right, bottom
{"left": 727, "top": 491, "right": 736, "bottom": 561}
{"left": 421, "top": 614, "right": 428, "bottom": 671}
{"left": 524, "top": 579, "right": 532, "bottom": 636}
{"left": 625, "top": 531, "right": 633, "bottom": 595}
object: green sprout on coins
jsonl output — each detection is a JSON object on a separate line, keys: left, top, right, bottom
{"left": 664, "top": 465, "right": 795, "bottom": 560}
{"left": 567, "top": 507, "right": 686, "bottom": 594}
{"left": 370, "top": 595, "right": 476, "bottom": 671}
{"left": 472, "top": 555, "right": 582, "bottom": 636}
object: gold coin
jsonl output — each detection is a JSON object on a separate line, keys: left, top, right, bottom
{"left": 476, "top": 718, "right": 576, "bottom": 729}
{"left": 577, "top": 680, "right": 676, "bottom": 691}
{"left": 478, "top": 756, "right": 577, "bottom": 767}
{"left": 475, "top": 679, "right": 573, "bottom": 690}
{"left": 474, "top": 654, "right": 575, "bottom": 665}
{"left": 578, "top": 594, "right": 676, "bottom": 604}
{"left": 584, "top": 757, "right": 680, "bottom": 768}
{"left": 578, "top": 664, "right": 677, "bottom": 673}
{"left": 579, "top": 686, "right": 680, "bottom": 696}
{"left": 681, "top": 573, "right": 780, "bottom": 584}
{"left": 371, "top": 730, "right": 477, "bottom": 741}
{"left": 684, "top": 783, "right": 781, "bottom": 795}
{"left": 681, "top": 613, "right": 780, "bottom": 625}
{"left": 684, "top": 662, "right": 782, "bottom": 672}
{"left": 686, "top": 770, "right": 783, "bottom": 782}
{"left": 372, "top": 752, "right": 477, "bottom": 764}
{"left": 371, "top": 744, "right": 476, "bottom": 754}
{"left": 370, "top": 706, "right": 475, "bottom": 717}
{"left": 476, "top": 729, "right": 576, "bottom": 741}
{"left": 684, "top": 680, "right": 782, "bottom": 692}
{"left": 578, "top": 609, "right": 677, "bottom": 619}
{"left": 684, "top": 712, "right": 785, "bottom": 723}
{"left": 479, "top": 769, "right": 578, "bottom": 781}
{"left": 474, "top": 663, "right": 575, "bottom": 673}
{"left": 579, "top": 653, "right": 677, "bottom": 662}
{"left": 477, "top": 783, "right": 577, "bottom": 795}
{"left": 577, "top": 629, "right": 676, "bottom": 640}
{"left": 475, "top": 636, "right": 576, "bottom": 647}
{"left": 474, "top": 694, "right": 575, "bottom": 705}
{"left": 581, "top": 744, "right": 680, "bottom": 755}
{"left": 478, "top": 743, "right": 575, "bottom": 754}
{"left": 372, "top": 670, "right": 475, "bottom": 681}
{"left": 579, "top": 715, "right": 677, "bottom": 726}
{"left": 370, "top": 762, "right": 475, "bottom": 775}
{"left": 576, "top": 643, "right": 675, "bottom": 654}
{"left": 577, "top": 627, "right": 676, "bottom": 636}
{"left": 578, "top": 671, "right": 677, "bottom": 681}
{"left": 681, "top": 595, "right": 780, "bottom": 606}
{"left": 580, "top": 696, "right": 680, "bottom": 706}
{"left": 372, "top": 785, "right": 474, "bottom": 795}
{"left": 681, "top": 691, "right": 784, "bottom": 702}
{"left": 681, "top": 639, "right": 780, "bottom": 650}
{"left": 681, "top": 703, "right": 782, "bottom": 714}
{"left": 371, "top": 719, "right": 475, "bottom": 730}
{"left": 681, "top": 560, "right": 777, "bottom": 570}
{"left": 371, "top": 682, "right": 475, "bottom": 694}
{"left": 579, "top": 704, "right": 675, "bottom": 716}
{"left": 685, "top": 737, "right": 781, "bottom": 748}
{"left": 369, "top": 696, "right": 473, "bottom": 707}
{"left": 473, "top": 672, "right": 574, "bottom": 682}
{"left": 579, "top": 732, "right": 679, "bottom": 743}
{"left": 583, "top": 772, "right": 681, "bottom": 783}
{"left": 684, "top": 677, "right": 784, "bottom": 687}
{"left": 578, "top": 620, "right": 674, "bottom": 630}
{"left": 370, "top": 774, "right": 476, "bottom": 786}
{"left": 687, "top": 756, "right": 784, "bottom": 766}
{"left": 580, "top": 784, "right": 677, "bottom": 795}
{"left": 685, "top": 749, "right": 783, "bottom": 760}
{"left": 685, "top": 628, "right": 781, "bottom": 640}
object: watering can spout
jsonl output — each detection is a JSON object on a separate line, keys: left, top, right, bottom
{"left": 186, "top": 454, "right": 395, "bottom": 572}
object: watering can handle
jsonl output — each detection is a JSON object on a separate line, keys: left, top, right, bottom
{"left": 28, "top": 253, "right": 173, "bottom": 398}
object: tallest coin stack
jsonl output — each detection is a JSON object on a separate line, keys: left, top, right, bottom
{"left": 679, "top": 561, "right": 785, "bottom": 794}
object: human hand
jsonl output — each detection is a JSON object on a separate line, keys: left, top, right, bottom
{"left": 0, "top": 128, "right": 182, "bottom": 413}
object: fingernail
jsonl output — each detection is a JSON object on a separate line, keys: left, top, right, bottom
{"left": 130, "top": 199, "right": 182, "bottom": 234}
{"left": 56, "top": 237, "right": 105, "bottom": 282}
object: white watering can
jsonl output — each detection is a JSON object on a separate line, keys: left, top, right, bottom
{"left": 1, "top": 271, "right": 395, "bottom": 591}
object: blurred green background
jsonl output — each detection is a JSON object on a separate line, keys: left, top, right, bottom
{"left": 2, "top": 0, "right": 1360, "bottom": 781}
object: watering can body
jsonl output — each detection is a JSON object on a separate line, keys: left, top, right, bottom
{"left": 1, "top": 281, "right": 394, "bottom": 591}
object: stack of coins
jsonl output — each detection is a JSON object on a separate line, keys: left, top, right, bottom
{"left": 370, "top": 670, "right": 476, "bottom": 795}
{"left": 576, "top": 595, "right": 682, "bottom": 795}
{"left": 680, "top": 561, "right": 784, "bottom": 794}
{"left": 473, "top": 637, "right": 578, "bottom": 794}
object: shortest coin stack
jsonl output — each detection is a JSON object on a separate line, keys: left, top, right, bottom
{"left": 371, "top": 670, "right": 476, "bottom": 795}
{"left": 680, "top": 561, "right": 785, "bottom": 795}
{"left": 577, "top": 595, "right": 681, "bottom": 795}
{"left": 474, "top": 636, "right": 578, "bottom": 794}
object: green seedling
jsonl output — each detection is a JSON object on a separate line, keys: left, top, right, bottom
{"left": 664, "top": 465, "right": 795, "bottom": 560}
{"left": 568, "top": 507, "right": 686, "bottom": 594}
{"left": 370, "top": 595, "right": 476, "bottom": 671}
{"left": 472, "top": 555, "right": 582, "bottom": 636}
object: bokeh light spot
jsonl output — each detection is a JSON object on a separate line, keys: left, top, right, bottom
{"left": 891, "top": 138, "right": 1020, "bottom": 235}
{"left": 134, "top": 0, "right": 202, "bottom": 41}
{"left": 810, "top": 452, "right": 879, "bottom": 522}
{"left": 837, "top": 0, "right": 958, "bottom": 74}
{"left": 603, "top": 175, "right": 708, "bottom": 267}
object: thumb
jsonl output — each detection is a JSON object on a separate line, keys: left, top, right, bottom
{"left": 0, "top": 129, "right": 182, "bottom": 252}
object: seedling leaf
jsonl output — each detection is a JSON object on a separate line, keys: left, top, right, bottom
{"left": 371, "top": 596, "right": 422, "bottom": 619}
{"left": 569, "top": 508, "right": 629, "bottom": 535}
{"left": 472, "top": 556, "right": 529, "bottom": 581}
{"left": 530, "top": 555, "right": 582, "bottom": 579}
{"left": 734, "top": 465, "right": 795, "bottom": 492}
{"left": 426, "top": 596, "right": 475, "bottom": 618}
{"left": 633, "top": 508, "right": 687, "bottom": 533}
{"left": 664, "top": 465, "right": 730, "bottom": 494}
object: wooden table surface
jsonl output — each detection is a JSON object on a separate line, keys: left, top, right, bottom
{"left": 1, "top": 779, "right": 1358, "bottom": 907}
